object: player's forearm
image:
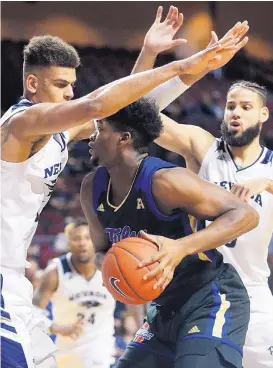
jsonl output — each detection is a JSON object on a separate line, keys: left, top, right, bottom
{"left": 131, "top": 46, "right": 157, "bottom": 74}
{"left": 90, "top": 61, "right": 182, "bottom": 120}
{"left": 179, "top": 67, "right": 210, "bottom": 87}
{"left": 177, "top": 206, "right": 259, "bottom": 256}
{"left": 132, "top": 47, "right": 210, "bottom": 112}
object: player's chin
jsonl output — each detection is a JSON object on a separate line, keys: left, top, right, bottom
{"left": 78, "top": 256, "right": 91, "bottom": 264}
{"left": 90, "top": 155, "right": 99, "bottom": 167}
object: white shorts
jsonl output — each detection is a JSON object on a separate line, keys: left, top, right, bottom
{"left": 243, "top": 286, "right": 273, "bottom": 368}
{"left": 56, "top": 335, "right": 115, "bottom": 368}
{"left": 0, "top": 267, "right": 57, "bottom": 367}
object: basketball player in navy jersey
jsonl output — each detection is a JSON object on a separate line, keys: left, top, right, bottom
{"left": 80, "top": 98, "right": 259, "bottom": 367}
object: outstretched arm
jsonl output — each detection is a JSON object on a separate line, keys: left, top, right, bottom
{"left": 10, "top": 41, "right": 224, "bottom": 140}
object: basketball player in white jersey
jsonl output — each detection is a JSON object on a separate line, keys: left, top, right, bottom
{"left": 0, "top": 32, "right": 228, "bottom": 367}
{"left": 130, "top": 9, "right": 273, "bottom": 366}
{"left": 33, "top": 218, "right": 116, "bottom": 368}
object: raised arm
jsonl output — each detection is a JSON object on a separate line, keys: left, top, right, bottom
{"left": 132, "top": 7, "right": 249, "bottom": 111}
{"left": 80, "top": 173, "right": 110, "bottom": 269}
{"left": 9, "top": 43, "right": 224, "bottom": 139}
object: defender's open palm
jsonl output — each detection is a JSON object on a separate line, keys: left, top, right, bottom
{"left": 207, "top": 21, "right": 249, "bottom": 71}
{"left": 231, "top": 178, "right": 270, "bottom": 202}
{"left": 138, "top": 231, "right": 186, "bottom": 291}
{"left": 144, "top": 6, "right": 187, "bottom": 54}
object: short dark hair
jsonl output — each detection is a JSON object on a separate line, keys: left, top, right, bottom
{"left": 71, "top": 217, "right": 88, "bottom": 228}
{"left": 23, "top": 35, "right": 80, "bottom": 74}
{"left": 228, "top": 80, "right": 267, "bottom": 105}
{"left": 102, "top": 98, "right": 163, "bottom": 153}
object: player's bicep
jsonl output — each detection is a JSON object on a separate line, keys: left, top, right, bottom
{"left": 156, "top": 114, "right": 214, "bottom": 163}
{"left": 80, "top": 174, "right": 109, "bottom": 253}
{"left": 155, "top": 168, "right": 244, "bottom": 221}
{"left": 10, "top": 99, "right": 98, "bottom": 138}
{"left": 177, "top": 170, "right": 244, "bottom": 220}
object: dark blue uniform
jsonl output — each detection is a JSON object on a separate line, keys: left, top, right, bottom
{"left": 93, "top": 157, "right": 250, "bottom": 367}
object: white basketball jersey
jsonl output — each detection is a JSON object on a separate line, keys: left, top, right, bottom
{"left": 1, "top": 99, "right": 69, "bottom": 268}
{"left": 199, "top": 138, "right": 273, "bottom": 287}
{"left": 52, "top": 253, "right": 115, "bottom": 354}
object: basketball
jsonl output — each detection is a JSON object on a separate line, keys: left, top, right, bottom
{"left": 102, "top": 237, "right": 162, "bottom": 304}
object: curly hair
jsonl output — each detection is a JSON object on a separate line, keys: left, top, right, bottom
{"left": 102, "top": 98, "right": 163, "bottom": 153}
{"left": 23, "top": 35, "right": 80, "bottom": 74}
{"left": 228, "top": 80, "right": 267, "bottom": 105}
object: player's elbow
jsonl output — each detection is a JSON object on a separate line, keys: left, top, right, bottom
{"left": 241, "top": 204, "right": 260, "bottom": 232}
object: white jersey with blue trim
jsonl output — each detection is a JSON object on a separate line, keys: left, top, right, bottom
{"left": 199, "top": 138, "right": 273, "bottom": 287}
{"left": 52, "top": 253, "right": 115, "bottom": 354}
{"left": 1, "top": 99, "right": 69, "bottom": 268}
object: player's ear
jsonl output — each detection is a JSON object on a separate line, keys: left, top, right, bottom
{"left": 119, "top": 131, "right": 131, "bottom": 145}
{"left": 25, "top": 74, "right": 38, "bottom": 94}
{"left": 260, "top": 106, "right": 269, "bottom": 124}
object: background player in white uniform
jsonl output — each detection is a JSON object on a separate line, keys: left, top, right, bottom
{"left": 33, "top": 218, "right": 116, "bottom": 368}
{"left": 0, "top": 31, "right": 225, "bottom": 367}
{"left": 130, "top": 13, "right": 273, "bottom": 365}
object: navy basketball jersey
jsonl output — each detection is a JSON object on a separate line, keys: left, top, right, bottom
{"left": 93, "top": 157, "right": 223, "bottom": 306}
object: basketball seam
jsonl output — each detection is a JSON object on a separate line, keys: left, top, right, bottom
{"left": 112, "top": 244, "right": 159, "bottom": 290}
{"left": 109, "top": 251, "right": 148, "bottom": 302}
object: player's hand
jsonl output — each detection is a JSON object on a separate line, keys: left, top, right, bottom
{"left": 206, "top": 21, "right": 249, "bottom": 71}
{"left": 177, "top": 35, "right": 238, "bottom": 75}
{"left": 138, "top": 231, "right": 186, "bottom": 291}
{"left": 143, "top": 6, "right": 187, "bottom": 55}
{"left": 231, "top": 178, "right": 270, "bottom": 202}
{"left": 51, "top": 320, "right": 84, "bottom": 340}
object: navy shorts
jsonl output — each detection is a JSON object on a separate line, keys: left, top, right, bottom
{"left": 117, "top": 264, "right": 250, "bottom": 368}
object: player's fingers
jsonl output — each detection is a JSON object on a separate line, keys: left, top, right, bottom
{"left": 165, "top": 5, "right": 174, "bottom": 22}
{"left": 154, "top": 266, "right": 174, "bottom": 290}
{"left": 176, "top": 12, "right": 184, "bottom": 29}
{"left": 171, "top": 7, "right": 179, "bottom": 23}
{"left": 155, "top": 6, "right": 163, "bottom": 23}
{"left": 244, "top": 189, "right": 253, "bottom": 202}
{"left": 161, "top": 270, "right": 175, "bottom": 290}
{"left": 139, "top": 251, "right": 165, "bottom": 268}
{"left": 231, "top": 184, "right": 244, "bottom": 197}
{"left": 237, "top": 24, "right": 249, "bottom": 39}
{"left": 208, "top": 31, "right": 218, "bottom": 47}
{"left": 234, "top": 36, "right": 249, "bottom": 52}
{"left": 171, "top": 38, "right": 188, "bottom": 47}
{"left": 239, "top": 187, "right": 249, "bottom": 201}
{"left": 138, "top": 231, "right": 161, "bottom": 249}
{"left": 143, "top": 258, "right": 169, "bottom": 281}
{"left": 225, "top": 21, "right": 241, "bottom": 38}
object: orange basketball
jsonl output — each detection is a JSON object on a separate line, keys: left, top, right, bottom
{"left": 102, "top": 237, "right": 162, "bottom": 305}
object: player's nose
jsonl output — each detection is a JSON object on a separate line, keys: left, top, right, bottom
{"left": 64, "top": 85, "right": 74, "bottom": 100}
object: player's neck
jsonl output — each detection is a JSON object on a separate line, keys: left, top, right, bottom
{"left": 70, "top": 255, "right": 96, "bottom": 281}
{"left": 229, "top": 137, "right": 263, "bottom": 168}
{"left": 108, "top": 153, "right": 147, "bottom": 196}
